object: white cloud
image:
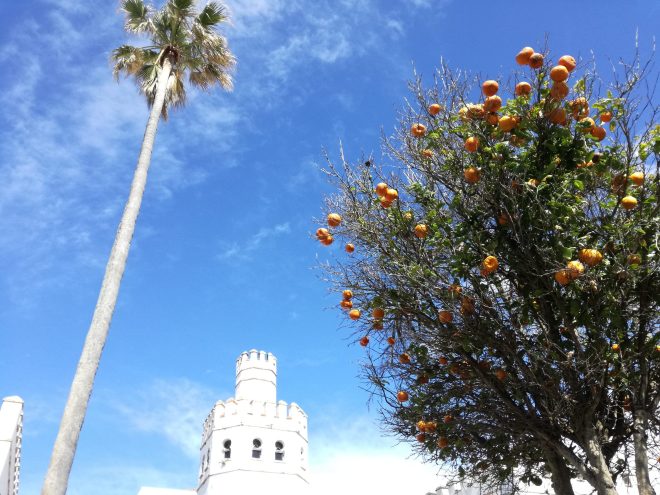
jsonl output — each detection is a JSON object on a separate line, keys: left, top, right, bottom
{"left": 217, "top": 222, "right": 291, "bottom": 261}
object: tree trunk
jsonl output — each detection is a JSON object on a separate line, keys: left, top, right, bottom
{"left": 582, "top": 425, "right": 619, "bottom": 495}
{"left": 41, "top": 57, "right": 173, "bottom": 495}
{"left": 633, "top": 408, "right": 656, "bottom": 495}
{"left": 545, "top": 449, "right": 576, "bottom": 495}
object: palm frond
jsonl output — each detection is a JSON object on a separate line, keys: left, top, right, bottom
{"left": 166, "top": 0, "right": 194, "bottom": 17}
{"left": 189, "top": 62, "right": 233, "bottom": 91}
{"left": 196, "top": 3, "right": 228, "bottom": 30}
{"left": 121, "top": 0, "right": 153, "bottom": 34}
{"left": 112, "top": 45, "right": 158, "bottom": 79}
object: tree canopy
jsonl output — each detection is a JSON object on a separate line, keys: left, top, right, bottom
{"left": 315, "top": 45, "right": 659, "bottom": 495}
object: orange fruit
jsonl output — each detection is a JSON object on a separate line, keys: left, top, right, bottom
{"left": 316, "top": 227, "right": 330, "bottom": 240}
{"left": 372, "top": 308, "right": 385, "bottom": 319}
{"left": 416, "top": 433, "right": 426, "bottom": 443}
{"left": 496, "top": 369, "right": 507, "bottom": 380}
{"left": 447, "top": 284, "right": 462, "bottom": 295}
{"left": 387, "top": 336, "right": 395, "bottom": 345}
{"left": 621, "top": 196, "right": 637, "bottom": 210}
{"left": 343, "top": 289, "right": 353, "bottom": 300}
{"left": 438, "top": 310, "right": 453, "bottom": 323}
{"left": 498, "top": 115, "right": 517, "bottom": 131}
{"left": 611, "top": 343, "right": 620, "bottom": 351}
{"left": 428, "top": 103, "right": 443, "bottom": 115}
{"left": 411, "top": 123, "right": 427, "bottom": 137}
{"left": 372, "top": 320, "right": 383, "bottom": 330}
{"left": 421, "top": 149, "right": 433, "bottom": 158}
{"left": 321, "top": 235, "right": 334, "bottom": 246}
{"left": 439, "top": 356, "right": 448, "bottom": 365}
{"left": 485, "top": 112, "right": 499, "bottom": 125}
{"left": 483, "top": 95, "right": 502, "bottom": 112}
{"left": 460, "top": 296, "right": 475, "bottom": 315}
{"left": 600, "top": 111, "right": 612, "bottom": 122}
{"left": 515, "top": 47, "right": 534, "bottom": 65}
{"left": 437, "top": 437, "right": 449, "bottom": 449}
{"left": 482, "top": 80, "right": 499, "bottom": 96}
{"left": 349, "top": 309, "right": 361, "bottom": 320}
{"left": 629, "top": 172, "right": 644, "bottom": 186}
{"left": 380, "top": 197, "right": 393, "bottom": 209}
{"left": 464, "top": 136, "right": 479, "bottom": 152}
{"left": 481, "top": 255, "right": 499, "bottom": 274}
{"left": 591, "top": 126, "right": 606, "bottom": 141}
{"left": 359, "top": 336, "right": 369, "bottom": 347}
{"left": 464, "top": 167, "right": 481, "bottom": 184}
{"left": 515, "top": 81, "right": 532, "bottom": 96}
{"left": 385, "top": 188, "right": 399, "bottom": 202}
{"left": 578, "top": 248, "right": 603, "bottom": 267}
{"left": 558, "top": 55, "right": 577, "bottom": 72}
{"left": 566, "top": 260, "right": 585, "bottom": 279}
{"left": 550, "top": 65, "right": 569, "bottom": 82}
{"left": 554, "top": 269, "right": 571, "bottom": 286}
{"left": 345, "top": 243, "right": 355, "bottom": 253}
{"left": 497, "top": 213, "right": 509, "bottom": 225}
{"left": 340, "top": 299, "right": 353, "bottom": 310}
{"left": 443, "top": 415, "right": 453, "bottom": 424}
{"left": 375, "top": 182, "right": 388, "bottom": 197}
{"left": 416, "top": 420, "right": 427, "bottom": 431}
{"left": 547, "top": 107, "right": 567, "bottom": 125}
{"left": 399, "top": 353, "right": 411, "bottom": 364}
{"left": 403, "top": 211, "right": 413, "bottom": 221}
{"left": 414, "top": 224, "right": 429, "bottom": 238}
{"left": 578, "top": 117, "right": 595, "bottom": 133}
{"left": 627, "top": 254, "right": 641, "bottom": 265}
{"left": 396, "top": 390, "right": 409, "bottom": 402}
{"left": 570, "top": 98, "right": 589, "bottom": 119}
{"left": 550, "top": 82, "right": 569, "bottom": 100}
{"left": 529, "top": 52, "right": 544, "bottom": 69}
{"left": 424, "top": 421, "right": 437, "bottom": 433}
{"left": 576, "top": 161, "right": 593, "bottom": 169}
{"left": 327, "top": 213, "right": 342, "bottom": 227}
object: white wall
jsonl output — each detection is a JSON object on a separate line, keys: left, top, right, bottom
{"left": 0, "top": 396, "right": 23, "bottom": 495}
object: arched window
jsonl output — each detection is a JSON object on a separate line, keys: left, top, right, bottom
{"left": 223, "top": 439, "right": 231, "bottom": 459}
{"left": 252, "top": 438, "right": 262, "bottom": 459}
{"left": 275, "top": 441, "right": 285, "bottom": 461}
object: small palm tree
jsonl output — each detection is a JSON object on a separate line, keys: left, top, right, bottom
{"left": 41, "top": 1, "right": 235, "bottom": 493}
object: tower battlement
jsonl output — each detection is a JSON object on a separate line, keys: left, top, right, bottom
{"left": 234, "top": 349, "right": 277, "bottom": 403}
{"left": 235, "top": 350, "right": 277, "bottom": 374}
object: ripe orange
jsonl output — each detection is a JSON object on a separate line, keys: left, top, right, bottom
{"left": 498, "top": 115, "right": 517, "bottom": 132}
{"left": 629, "top": 172, "right": 644, "bottom": 186}
{"left": 515, "top": 81, "right": 532, "bottom": 96}
{"left": 485, "top": 112, "right": 499, "bottom": 125}
{"left": 359, "top": 336, "right": 369, "bottom": 347}
{"left": 550, "top": 65, "right": 569, "bottom": 82}
{"left": 464, "top": 167, "right": 481, "bottom": 184}
{"left": 621, "top": 196, "right": 637, "bottom": 210}
{"left": 558, "top": 55, "right": 577, "bottom": 72}
{"left": 529, "top": 53, "right": 544, "bottom": 69}
{"left": 438, "top": 310, "right": 453, "bottom": 323}
{"left": 464, "top": 136, "right": 479, "bottom": 152}
{"left": 411, "top": 123, "right": 427, "bottom": 137}
{"left": 554, "top": 269, "right": 571, "bottom": 286}
{"left": 316, "top": 228, "right": 330, "bottom": 240}
{"left": 321, "top": 235, "right": 334, "bottom": 246}
{"left": 385, "top": 188, "right": 399, "bottom": 202}
{"left": 343, "top": 289, "right": 353, "bottom": 300}
{"left": 578, "top": 117, "right": 595, "bottom": 133}
{"left": 481, "top": 255, "right": 499, "bottom": 275}
{"left": 372, "top": 308, "right": 385, "bottom": 319}
{"left": 396, "top": 390, "right": 409, "bottom": 402}
{"left": 627, "top": 254, "right": 641, "bottom": 265}
{"left": 550, "top": 82, "right": 569, "bottom": 100}
{"left": 375, "top": 182, "right": 388, "bottom": 197}
{"left": 345, "top": 243, "right": 355, "bottom": 253}
{"left": 483, "top": 95, "right": 502, "bottom": 112}
{"left": 600, "top": 111, "right": 613, "bottom": 122}
{"left": 515, "top": 47, "right": 534, "bottom": 65}
{"left": 467, "top": 104, "right": 485, "bottom": 119}
{"left": 387, "top": 336, "right": 395, "bottom": 345}
{"left": 349, "top": 309, "right": 361, "bottom": 320}
{"left": 340, "top": 299, "right": 353, "bottom": 310}
{"left": 424, "top": 421, "right": 437, "bottom": 433}
{"left": 482, "top": 80, "right": 499, "bottom": 96}
{"left": 428, "top": 103, "right": 443, "bottom": 115}
{"left": 611, "top": 343, "right": 620, "bottom": 351}
{"left": 380, "top": 197, "right": 393, "bottom": 209}
{"left": 414, "top": 224, "right": 429, "bottom": 238}
{"left": 327, "top": 213, "right": 342, "bottom": 227}
{"left": 443, "top": 415, "right": 453, "bottom": 424}
{"left": 421, "top": 149, "right": 434, "bottom": 159}
{"left": 416, "top": 433, "right": 426, "bottom": 443}
{"left": 578, "top": 248, "right": 603, "bottom": 267}
{"left": 548, "top": 107, "right": 567, "bottom": 125}
{"left": 591, "top": 126, "right": 606, "bottom": 141}
{"left": 570, "top": 98, "right": 590, "bottom": 119}
{"left": 567, "top": 260, "right": 585, "bottom": 279}
{"left": 399, "top": 353, "right": 411, "bottom": 364}
{"left": 495, "top": 369, "right": 507, "bottom": 380}
{"left": 439, "top": 356, "right": 448, "bottom": 365}
{"left": 497, "top": 213, "right": 509, "bottom": 226}
{"left": 416, "top": 419, "right": 427, "bottom": 431}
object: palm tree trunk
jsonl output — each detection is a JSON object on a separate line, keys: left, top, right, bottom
{"left": 41, "top": 57, "right": 173, "bottom": 495}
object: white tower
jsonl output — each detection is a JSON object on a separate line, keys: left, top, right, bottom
{"left": 197, "top": 350, "right": 309, "bottom": 495}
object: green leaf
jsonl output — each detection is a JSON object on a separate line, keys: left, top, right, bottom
{"left": 561, "top": 246, "right": 575, "bottom": 260}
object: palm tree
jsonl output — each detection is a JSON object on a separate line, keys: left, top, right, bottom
{"left": 41, "top": 1, "right": 235, "bottom": 493}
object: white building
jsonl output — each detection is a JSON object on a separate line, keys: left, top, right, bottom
{"left": 139, "top": 350, "right": 309, "bottom": 495}
{"left": 0, "top": 396, "right": 23, "bottom": 495}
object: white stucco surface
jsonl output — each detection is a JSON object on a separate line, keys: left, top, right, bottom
{"left": 0, "top": 396, "right": 23, "bottom": 495}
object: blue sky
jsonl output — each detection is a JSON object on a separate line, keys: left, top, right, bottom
{"left": 1, "top": 0, "right": 658, "bottom": 493}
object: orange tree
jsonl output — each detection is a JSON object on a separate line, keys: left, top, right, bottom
{"left": 315, "top": 46, "right": 659, "bottom": 495}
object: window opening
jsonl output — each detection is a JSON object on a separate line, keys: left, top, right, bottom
{"left": 275, "top": 441, "right": 285, "bottom": 461}
{"left": 223, "top": 439, "right": 231, "bottom": 459}
{"left": 252, "top": 438, "right": 262, "bottom": 459}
